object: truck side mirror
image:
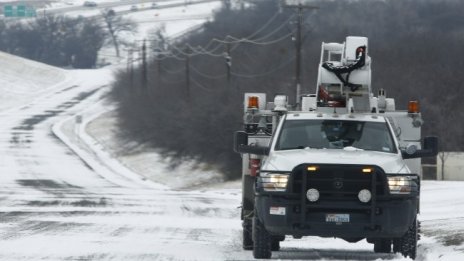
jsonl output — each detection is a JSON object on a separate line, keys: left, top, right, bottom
{"left": 234, "top": 131, "right": 269, "bottom": 156}
{"left": 402, "top": 136, "right": 438, "bottom": 159}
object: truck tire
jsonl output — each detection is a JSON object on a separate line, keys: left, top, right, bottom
{"left": 394, "top": 218, "right": 418, "bottom": 260}
{"left": 271, "top": 235, "right": 284, "bottom": 251}
{"left": 271, "top": 238, "right": 280, "bottom": 251}
{"left": 243, "top": 218, "right": 253, "bottom": 250}
{"left": 374, "top": 239, "right": 392, "bottom": 253}
{"left": 393, "top": 238, "right": 401, "bottom": 253}
{"left": 252, "top": 216, "right": 272, "bottom": 259}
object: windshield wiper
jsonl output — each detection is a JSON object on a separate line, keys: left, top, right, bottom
{"left": 279, "top": 146, "right": 324, "bottom": 150}
{"left": 279, "top": 146, "right": 306, "bottom": 150}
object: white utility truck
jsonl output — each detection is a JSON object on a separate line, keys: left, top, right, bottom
{"left": 234, "top": 36, "right": 438, "bottom": 259}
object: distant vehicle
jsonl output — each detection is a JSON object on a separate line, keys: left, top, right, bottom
{"left": 83, "top": 1, "right": 97, "bottom": 7}
{"left": 151, "top": 2, "right": 158, "bottom": 9}
{"left": 130, "top": 5, "right": 138, "bottom": 11}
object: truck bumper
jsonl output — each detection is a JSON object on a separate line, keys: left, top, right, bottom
{"left": 256, "top": 195, "right": 418, "bottom": 238}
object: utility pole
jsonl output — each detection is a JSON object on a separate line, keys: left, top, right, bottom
{"left": 185, "top": 46, "right": 191, "bottom": 99}
{"left": 223, "top": 0, "right": 231, "bottom": 10}
{"left": 128, "top": 49, "right": 134, "bottom": 89}
{"left": 283, "top": 1, "right": 318, "bottom": 106}
{"left": 141, "top": 39, "right": 147, "bottom": 88}
{"left": 127, "top": 49, "right": 131, "bottom": 73}
{"left": 225, "top": 42, "right": 232, "bottom": 86}
{"left": 157, "top": 53, "right": 161, "bottom": 89}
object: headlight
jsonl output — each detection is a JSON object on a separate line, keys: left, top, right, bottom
{"left": 260, "top": 173, "right": 289, "bottom": 192}
{"left": 387, "top": 176, "right": 416, "bottom": 194}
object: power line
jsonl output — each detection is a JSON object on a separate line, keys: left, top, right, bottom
{"left": 139, "top": 10, "right": 305, "bottom": 94}
{"left": 160, "top": 74, "right": 185, "bottom": 84}
{"left": 209, "top": 16, "right": 296, "bottom": 45}
{"left": 166, "top": 29, "right": 294, "bottom": 60}
{"left": 247, "top": 14, "right": 296, "bottom": 42}
{"left": 160, "top": 64, "right": 185, "bottom": 74}
{"left": 169, "top": 43, "right": 227, "bottom": 58}
{"left": 170, "top": 44, "right": 197, "bottom": 57}
{"left": 143, "top": 12, "right": 295, "bottom": 60}
{"left": 166, "top": 13, "right": 295, "bottom": 57}
{"left": 201, "top": 10, "right": 283, "bottom": 51}
{"left": 185, "top": 43, "right": 226, "bottom": 57}
{"left": 196, "top": 43, "right": 225, "bottom": 55}
{"left": 245, "top": 11, "right": 283, "bottom": 40}
{"left": 225, "top": 30, "right": 295, "bottom": 45}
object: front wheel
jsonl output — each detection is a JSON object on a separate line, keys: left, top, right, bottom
{"left": 271, "top": 238, "right": 280, "bottom": 251}
{"left": 394, "top": 218, "right": 418, "bottom": 260}
{"left": 252, "top": 216, "right": 272, "bottom": 259}
{"left": 271, "top": 235, "right": 285, "bottom": 251}
{"left": 374, "top": 239, "right": 392, "bottom": 253}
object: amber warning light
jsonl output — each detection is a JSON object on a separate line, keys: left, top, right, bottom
{"left": 307, "top": 166, "right": 319, "bottom": 172}
{"left": 248, "top": 96, "right": 259, "bottom": 109}
{"left": 362, "top": 168, "right": 373, "bottom": 174}
{"left": 408, "top": 101, "right": 419, "bottom": 113}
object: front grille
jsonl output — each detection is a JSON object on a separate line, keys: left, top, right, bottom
{"left": 291, "top": 164, "right": 386, "bottom": 202}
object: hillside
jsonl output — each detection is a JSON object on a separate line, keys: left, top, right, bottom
{"left": 0, "top": 51, "right": 67, "bottom": 111}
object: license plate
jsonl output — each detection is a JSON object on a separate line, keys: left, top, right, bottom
{"left": 326, "top": 214, "right": 350, "bottom": 223}
{"left": 270, "top": 206, "right": 286, "bottom": 216}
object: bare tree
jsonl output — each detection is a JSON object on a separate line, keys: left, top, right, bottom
{"left": 148, "top": 25, "right": 168, "bottom": 53}
{"left": 0, "top": 15, "right": 105, "bottom": 68}
{"left": 438, "top": 152, "right": 450, "bottom": 180}
{"left": 101, "top": 10, "right": 138, "bottom": 57}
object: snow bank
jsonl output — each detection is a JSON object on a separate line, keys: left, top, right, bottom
{"left": 83, "top": 105, "right": 226, "bottom": 189}
{"left": 0, "top": 51, "right": 68, "bottom": 111}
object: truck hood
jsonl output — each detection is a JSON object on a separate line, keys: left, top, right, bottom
{"left": 261, "top": 149, "right": 409, "bottom": 174}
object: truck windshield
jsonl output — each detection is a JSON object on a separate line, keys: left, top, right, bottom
{"left": 275, "top": 119, "right": 397, "bottom": 153}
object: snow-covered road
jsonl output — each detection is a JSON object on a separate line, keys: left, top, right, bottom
{"left": 0, "top": 57, "right": 243, "bottom": 260}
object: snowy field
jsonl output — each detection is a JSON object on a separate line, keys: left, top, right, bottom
{"left": 0, "top": 1, "right": 463, "bottom": 260}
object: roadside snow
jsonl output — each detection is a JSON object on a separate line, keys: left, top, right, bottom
{"left": 0, "top": 51, "right": 67, "bottom": 111}
{"left": 82, "top": 105, "right": 225, "bottom": 189}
